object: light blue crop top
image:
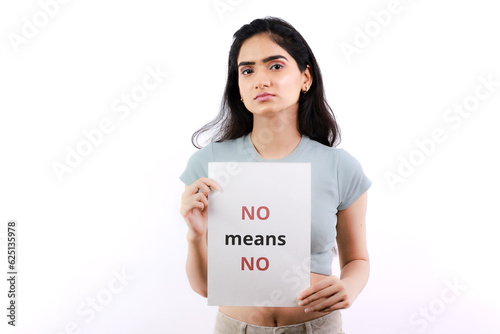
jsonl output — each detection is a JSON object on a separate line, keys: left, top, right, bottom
{"left": 179, "top": 133, "right": 372, "bottom": 276}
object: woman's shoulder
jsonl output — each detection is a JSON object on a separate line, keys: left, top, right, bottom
{"left": 304, "top": 137, "right": 367, "bottom": 168}
{"left": 189, "top": 136, "right": 245, "bottom": 161}
{"left": 304, "top": 137, "right": 344, "bottom": 157}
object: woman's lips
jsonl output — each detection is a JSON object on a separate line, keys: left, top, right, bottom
{"left": 254, "top": 93, "right": 274, "bottom": 101}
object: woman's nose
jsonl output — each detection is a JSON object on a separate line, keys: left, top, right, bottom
{"left": 253, "top": 69, "right": 270, "bottom": 89}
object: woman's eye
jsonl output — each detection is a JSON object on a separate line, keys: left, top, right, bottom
{"left": 241, "top": 68, "right": 253, "bottom": 75}
{"left": 270, "top": 63, "right": 284, "bottom": 70}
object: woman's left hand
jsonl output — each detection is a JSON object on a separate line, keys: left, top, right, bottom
{"left": 297, "top": 275, "right": 353, "bottom": 313}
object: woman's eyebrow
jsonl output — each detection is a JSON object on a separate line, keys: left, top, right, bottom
{"left": 238, "top": 55, "right": 288, "bottom": 67}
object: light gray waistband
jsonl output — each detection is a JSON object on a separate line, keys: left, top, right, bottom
{"left": 214, "top": 310, "right": 343, "bottom": 334}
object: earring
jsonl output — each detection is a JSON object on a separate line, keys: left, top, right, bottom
{"left": 302, "top": 87, "right": 308, "bottom": 94}
{"left": 240, "top": 97, "right": 244, "bottom": 102}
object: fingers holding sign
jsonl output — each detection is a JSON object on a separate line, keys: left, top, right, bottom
{"left": 181, "top": 178, "right": 220, "bottom": 213}
{"left": 297, "top": 276, "right": 352, "bottom": 313}
{"left": 191, "top": 177, "right": 220, "bottom": 196}
{"left": 180, "top": 178, "right": 220, "bottom": 239}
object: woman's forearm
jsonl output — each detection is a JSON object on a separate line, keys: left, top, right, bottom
{"left": 340, "top": 258, "right": 370, "bottom": 303}
{"left": 186, "top": 232, "right": 208, "bottom": 297}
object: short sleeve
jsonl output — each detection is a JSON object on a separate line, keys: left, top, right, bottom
{"left": 337, "top": 149, "right": 372, "bottom": 210}
{"left": 179, "top": 144, "right": 214, "bottom": 186}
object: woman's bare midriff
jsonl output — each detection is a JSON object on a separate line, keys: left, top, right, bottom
{"left": 218, "top": 272, "right": 332, "bottom": 327}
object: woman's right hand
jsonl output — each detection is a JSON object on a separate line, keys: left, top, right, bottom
{"left": 180, "top": 177, "right": 220, "bottom": 240}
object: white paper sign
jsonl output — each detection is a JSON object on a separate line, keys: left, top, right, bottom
{"left": 207, "top": 162, "right": 311, "bottom": 307}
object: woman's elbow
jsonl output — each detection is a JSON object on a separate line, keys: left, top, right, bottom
{"left": 191, "top": 285, "right": 208, "bottom": 298}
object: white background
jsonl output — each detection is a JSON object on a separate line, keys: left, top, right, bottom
{"left": 1, "top": 0, "right": 499, "bottom": 333}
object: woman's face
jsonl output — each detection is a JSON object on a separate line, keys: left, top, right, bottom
{"left": 237, "top": 33, "right": 312, "bottom": 117}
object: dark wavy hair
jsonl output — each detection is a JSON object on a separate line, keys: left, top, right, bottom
{"left": 191, "top": 16, "right": 340, "bottom": 148}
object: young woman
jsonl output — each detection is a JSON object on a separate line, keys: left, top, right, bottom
{"left": 179, "top": 17, "right": 371, "bottom": 334}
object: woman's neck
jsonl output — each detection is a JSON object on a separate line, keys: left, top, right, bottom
{"left": 250, "top": 112, "right": 301, "bottom": 159}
